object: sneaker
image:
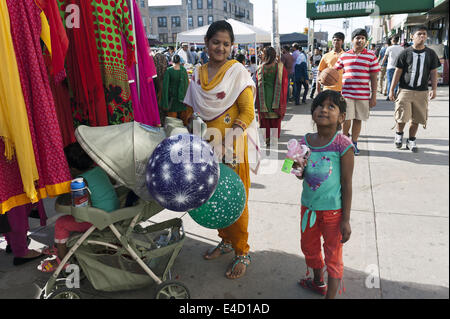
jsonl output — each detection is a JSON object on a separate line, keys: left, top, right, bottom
{"left": 394, "top": 133, "right": 403, "bottom": 149}
{"left": 406, "top": 139, "right": 418, "bottom": 153}
{"left": 353, "top": 142, "right": 360, "bottom": 156}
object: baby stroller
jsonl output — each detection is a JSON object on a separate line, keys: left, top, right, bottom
{"left": 40, "top": 119, "right": 192, "bottom": 299}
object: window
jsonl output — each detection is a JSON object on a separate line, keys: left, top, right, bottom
{"left": 208, "top": 15, "right": 213, "bottom": 24}
{"left": 159, "top": 33, "right": 168, "bottom": 43}
{"left": 188, "top": 16, "right": 193, "bottom": 27}
{"left": 171, "top": 16, "right": 181, "bottom": 27}
{"left": 223, "top": 1, "right": 227, "bottom": 12}
{"left": 140, "top": 0, "right": 145, "bottom": 8}
{"left": 187, "top": 0, "right": 192, "bottom": 10}
{"left": 157, "top": 17, "right": 167, "bottom": 28}
{"left": 198, "top": 16, "right": 204, "bottom": 27}
{"left": 207, "top": 0, "right": 213, "bottom": 9}
{"left": 197, "top": 0, "right": 203, "bottom": 9}
{"left": 229, "top": 3, "right": 231, "bottom": 12}
{"left": 172, "top": 33, "right": 178, "bottom": 43}
{"left": 246, "top": 10, "right": 249, "bottom": 19}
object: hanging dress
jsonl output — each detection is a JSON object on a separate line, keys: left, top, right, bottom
{"left": 1, "top": 0, "right": 72, "bottom": 215}
{"left": 56, "top": 0, "right": 109, "bottom": 128}
{"left": 0, "top": 0, "right": 40, "bottom": 209}
{"left": 37, "top": 0, "right": 76, "bottom": 147}
{"left": 124, "top": 0, "right": 160, "bottom": 127}
{"left": 90, "top": 0, "right": 136, "bottom": 124}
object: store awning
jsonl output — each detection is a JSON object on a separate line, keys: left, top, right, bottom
{"left": 427, "top": 0, "right": 449, "bottom": 14}
{"left": 307, "top": 0, "right": 435, "bottom": 20}
{"left": 280, "top": 32, "right": 308, "bottom": 45}
{"left": 404, "top": 13, "right": 430, "bottom": 26}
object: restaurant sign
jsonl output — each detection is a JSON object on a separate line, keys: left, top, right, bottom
{"left": 307, "top": 0, "right": 435, "bottom": 20}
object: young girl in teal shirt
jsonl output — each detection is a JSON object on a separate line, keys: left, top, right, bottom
{"left": 294, "top": 90, "right": 354, "bottom": 298}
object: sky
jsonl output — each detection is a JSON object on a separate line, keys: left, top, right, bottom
{"left": 148, "top": 0, "right": 373, "bottom": 41}
{"left": 250, "top": 0, "right": 372, "bottom": 41}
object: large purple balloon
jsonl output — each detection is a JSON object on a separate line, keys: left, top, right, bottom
{"left": 146, "top": 134, "right": 220, "bottom": 212}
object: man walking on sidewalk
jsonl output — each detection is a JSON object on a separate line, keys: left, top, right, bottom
{"left": 317, "top": 32, "right": 345, "bottom": 94}
{"left": 377, "top": 38, "right": 390, "bottom": 95}
{"left": 381, "top": 35, "right": 404, "bottom": 101}
{"left": 389, "top": 26, "right": 440, "bottom": 152}
{"left": 334, "top": 28, "right": 380, "bottom": 155}
{"left": 281, "top": 45, "right": 295, "bottom": 101}
{"left": 294, "top": 47, "right": 309, "bottom": 105}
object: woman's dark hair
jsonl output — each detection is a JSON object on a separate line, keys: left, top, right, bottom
{"left": 311, "top": 90, "right": 347, "bottom": 131}
{"left": 205, "top": 20, "right": 235, "bottom": 43}
{"left": 172, "top": 54, "right": 181, "bottom": 64}
{"left": 64, "top": 143, "right": 94, "bottom": 171}
{"left": 263, "top": 46, "right": 276, "bottom": 65}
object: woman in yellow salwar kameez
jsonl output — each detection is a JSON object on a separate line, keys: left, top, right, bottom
{"left": 184, "top": 21, "right": 258, "bottom": 279}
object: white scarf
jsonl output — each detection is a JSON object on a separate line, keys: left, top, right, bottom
{"left": 184, "top": 62, "right": 261, "bottom": 174}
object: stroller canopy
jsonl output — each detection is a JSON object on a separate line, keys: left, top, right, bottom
{"left": 75, "top": 119, "right": 189, "bottom": 201}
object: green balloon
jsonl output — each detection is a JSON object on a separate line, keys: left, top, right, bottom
{"left": 188, "top": 163, "right": 246, "bottom": 229}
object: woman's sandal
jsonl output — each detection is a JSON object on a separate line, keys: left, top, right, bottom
{"left": 298, "top": 278, "right": 328, "bottom": 296}
{"left": 37, "top": 256, "right": 69, "bottom": 273}
{"left": 225, "top": 255, "right": 251, "bottom": 279}
{"left": 203, "top": 240, "right": 234, "bottom": 260}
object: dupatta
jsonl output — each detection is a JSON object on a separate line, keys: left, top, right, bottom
{"left": 184, "top": 61, "right": 261, "bottom": 174}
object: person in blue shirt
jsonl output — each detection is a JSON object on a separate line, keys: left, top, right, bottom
{"left": 200, "top": 47, "right": 209, "bottom": 64}
{"left": 294, "top": 47, "right": 309, "bottom": 105}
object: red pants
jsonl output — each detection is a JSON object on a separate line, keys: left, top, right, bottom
{"left": 300, "top": 206, "right": 344, "bottom": 279}
{"left": 54, "top": 215, "right": 92, "bottom": 244}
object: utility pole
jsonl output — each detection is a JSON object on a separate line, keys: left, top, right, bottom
{"left": 186, "top": 0, "right": 190, "bottom": 31}
{"left": 272, "top": 0, "right": 280, "bottom": 56}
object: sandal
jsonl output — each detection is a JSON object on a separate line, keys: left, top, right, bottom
{"left": 41, "top": 246, "right": 58, "bottom": 256}
{"left": 37, "top": 256, "right": 69, "bottom": 273}
{"left": 203, "top": 240, "right": 234, "bottom": 260}
{"left": 226, "top": 255, "right": 251, "bottom": 279}
{"left": 298, "top": 278, "right": 327, "bottom": 296}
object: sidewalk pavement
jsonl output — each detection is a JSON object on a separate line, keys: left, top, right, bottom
{"left": 0, "top": 87, "right": 448, "bottom": 299}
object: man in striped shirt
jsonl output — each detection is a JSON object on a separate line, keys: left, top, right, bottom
{"left": 334, "top": 28, "right": 380, "bottom": 155}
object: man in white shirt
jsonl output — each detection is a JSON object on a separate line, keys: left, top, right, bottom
{"left": 177, "top": 43, "right": 189, "bottom": 65}
{"left": 381, "top": 35, "right": 404, "bottom": 100}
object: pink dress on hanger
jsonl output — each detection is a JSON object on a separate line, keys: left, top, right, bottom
{"left": 1, "top": 0, "right": 72, "bottom": 215}
{"left": 124, "top": 0, "right": 160, "bottom": 127}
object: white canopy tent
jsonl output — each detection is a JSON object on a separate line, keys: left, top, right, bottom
{"left": 176, "top": 19, "right": 271, "bottom": 64}
{"left": 176, "top": 19, "right": 271, "bottom": 44}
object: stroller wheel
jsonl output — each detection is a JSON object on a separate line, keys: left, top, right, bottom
{"left": 155, "top": 280, "right": 190, "bottom": 299}
{"left": 46, "top": 286, "right": 82, "bottom": 299}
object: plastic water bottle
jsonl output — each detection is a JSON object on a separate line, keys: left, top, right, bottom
{"left": 281, "top": 139, "right": 310, "bottom": 177}
{"left": 70, "top": 178, "right": 89, "bottom": 208}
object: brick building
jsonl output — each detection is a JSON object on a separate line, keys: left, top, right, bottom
{"left": 139, "top": 0, "right": 254, "bottom": 44}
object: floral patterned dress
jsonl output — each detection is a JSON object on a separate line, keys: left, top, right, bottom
{"left": 57, "top": 0, "right": 136, "bottom": 124}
